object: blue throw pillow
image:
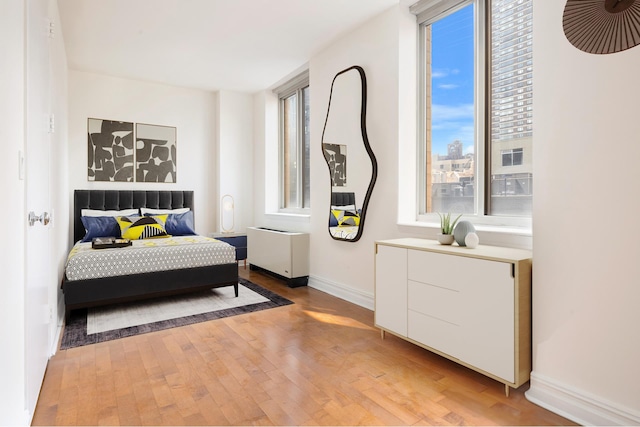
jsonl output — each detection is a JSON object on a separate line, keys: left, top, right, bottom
{"left": 80, "top": 216, "right": 120, "bottom": 242}
{"left": 158, "top": 211, "right": 196, "bottom": 236}
{"left": 329, "top": 212, "right": 339, "bottom": 227}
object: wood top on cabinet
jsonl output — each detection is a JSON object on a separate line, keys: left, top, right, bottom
{"left": 375, "top": 238, "right": 532, "bottom": 263}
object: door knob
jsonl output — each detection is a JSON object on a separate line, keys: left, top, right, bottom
{"left": 28, "top": 211, "right": 50, "bottom": 226}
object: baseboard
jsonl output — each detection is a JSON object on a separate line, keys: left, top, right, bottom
{"left": 525, "top": 371, "right": 640, "bottom": 426}
{"left": 49, "top": 320, "right": 63, "bottom": 356}
{"left": 308, "top": 275, "right": 374, "bottom": 310}
{"left": 23, "top": 408, "right": 32, "bottom": 427}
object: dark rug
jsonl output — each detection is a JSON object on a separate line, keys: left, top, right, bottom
{"left": 60, "top": 278, "right": 292, "bottom": 349}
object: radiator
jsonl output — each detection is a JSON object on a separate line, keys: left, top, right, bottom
{"left": 247, "top": 227, "right": 309, "bottom": 287}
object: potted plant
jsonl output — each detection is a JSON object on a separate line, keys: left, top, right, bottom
{"left": 436, "top": 212, "right": 462, "bottom": 245}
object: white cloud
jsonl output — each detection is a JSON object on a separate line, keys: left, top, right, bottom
{"left": 430, "top": 104, "right": 475, "bottom": 154}
{"left": 433, "top": 68, "right": 461, "bottom": 79}
{"left": 438, "top": 83, "right": 458, "bottom": 90}
{"left": 432, "top": 69, "right": 448, "bottom": 78}
{"left": 432, "top": 103, "right": 474, "bottom": 121}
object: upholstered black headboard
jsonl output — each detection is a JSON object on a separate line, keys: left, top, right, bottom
{"left": 331, "top": 192, "right": 356, "bottom": 207}
{"left": 74, "top": 190, "right": 194, "bottom": 242}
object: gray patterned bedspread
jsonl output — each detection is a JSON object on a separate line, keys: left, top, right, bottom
{"left": 65, "top": 236, "right": 236, "bottom": 281}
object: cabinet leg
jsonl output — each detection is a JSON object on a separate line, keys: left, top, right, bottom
{"left": 505, "top": 384, "right": 510, "bottom": 397}
{"left": 380, "top": 329, "right": 385, "bottom": 340}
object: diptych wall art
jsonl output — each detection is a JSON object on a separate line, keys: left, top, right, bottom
{"left": 87, "top": 118, "right": 177, "bottom": 183}
{"left": 323, "top": 143, "right": 347, "bottom": 187}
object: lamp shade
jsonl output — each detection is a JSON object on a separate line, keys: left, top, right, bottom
{"left": 563, "top": 0, "right": 640, "bottom": 54}
{"left": 220, "top": 194, "right": 234, "bottom": 233}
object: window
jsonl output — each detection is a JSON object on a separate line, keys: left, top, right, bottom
{"left": 276, "top": 72, "right": 310, "bottom": 211}
{"left": 414, "top": 0, "right": 532, "bottom": 220}
{"left": 501, "top": 148, "right": 523, "bottom": 166}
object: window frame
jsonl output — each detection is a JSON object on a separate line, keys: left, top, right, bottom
{"left": 275, "top": 71, "right": 310, "bottom": 214}
{"left": 501, "top": 148, "right": 523, "bottom": 167}
{"left": 413, "top": 0, "right": 531, "bottom": 230}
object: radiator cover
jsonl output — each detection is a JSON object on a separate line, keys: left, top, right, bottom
{"left": 247, "top": 227, "right": 309, "bottom": 282}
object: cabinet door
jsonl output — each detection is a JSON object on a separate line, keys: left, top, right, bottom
{"left": 375, "top": 245, "right": 407, "bottom": 336}
{"left": 459, "top": 259, "right": 515, "bottom": 382}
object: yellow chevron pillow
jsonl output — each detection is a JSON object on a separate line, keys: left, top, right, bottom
{"left": 331, "top": 209, "right": 360, "bottom": 226}
{"left": 116, "top": 215, "right": 171, "bottom": 240}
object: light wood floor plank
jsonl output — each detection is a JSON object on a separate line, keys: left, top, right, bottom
{"left": 32, "top": 267, "right": 576, "bottom": 426}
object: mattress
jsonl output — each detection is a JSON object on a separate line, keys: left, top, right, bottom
{"left": 65, "top": 236, "right": 236, "bottom": 281}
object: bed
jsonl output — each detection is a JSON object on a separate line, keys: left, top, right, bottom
{"left": 62, "top": 190, "right": 239, "bottom": 319}
{"left": 329, "top": 192, "right": 360, "bottom": 240}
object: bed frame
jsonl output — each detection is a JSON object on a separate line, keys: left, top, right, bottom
{"left": 62, "top": 190, "right": 239, "bottom": 319}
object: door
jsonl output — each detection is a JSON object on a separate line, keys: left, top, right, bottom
{"left": 374, "top": 244, "right": 408, "bottom": 336}
{"left": 25, "top": 0, "right": 52, "bottom": 415}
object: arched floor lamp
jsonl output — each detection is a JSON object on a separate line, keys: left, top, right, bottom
{"left": 563, "top": 0, "right": 640, "bottom": 54}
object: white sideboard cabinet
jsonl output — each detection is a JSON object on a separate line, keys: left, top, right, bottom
{"left": 374, "top": 238, "right": 532, "bottom": 395}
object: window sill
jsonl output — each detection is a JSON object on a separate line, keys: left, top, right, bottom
{"left": 265, "top": 212, "right": 311, "bottom": 223}
{"left": 397, "top": 220, "right": 532, "bottom": 250}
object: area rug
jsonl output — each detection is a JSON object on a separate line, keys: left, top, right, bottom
{"left": 60, "top": 278, "right": 292, "bottom": 349}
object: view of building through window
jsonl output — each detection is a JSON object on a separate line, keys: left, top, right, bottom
{"left": 281, "top": 84, "right": 310, "bottom": 210}
{"left": 426, "top": 0, "right": 532, "bottom": 217}
{"left": 489, "top": 0, "right": 532, "bottom": 216}
{"left": 282, "top": 93, "right": 299, "bottom": 208}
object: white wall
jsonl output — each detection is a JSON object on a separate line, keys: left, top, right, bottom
{"left": 68, "top": 71, "right": 219, "bottom": 237}
{"left": 217, "top": 91, "right": 254, "bottom": 234}
{"left": 0, "top": 1, "right": 27, "bottom": 423}
{"left": 525, "top": 1, "right": 640, "bottom": 424}
{"left": 250, "top": 6, "right": 415, "bottom": 306}
{"left": 306, "top": 5, "right": 417, "bottom": 306}
{"left": 49, "top": 0, "right": 70, "bottom": 349}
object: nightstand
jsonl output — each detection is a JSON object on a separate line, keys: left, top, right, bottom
{"left": 212, "top": 232, "right": 247, "bottom": 268}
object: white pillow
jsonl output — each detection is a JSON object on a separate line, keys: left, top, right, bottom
{"left": 331, "top": 204, "right": 356, "bottom": 211}
{"left": 81, "top": 208, "right": 139, "bottom": 217}
{"left": 140, "top": 207, "right": 190, "bottom": 215}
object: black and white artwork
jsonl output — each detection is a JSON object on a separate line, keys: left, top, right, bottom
{"left": 323, "top": 143, "right": 347, "bottom": 187}
{"left": 88, "top": 118, "right": 134, "bottom": 182}
{"left": 135, "top": 123, "right": 177, "bottom": 183}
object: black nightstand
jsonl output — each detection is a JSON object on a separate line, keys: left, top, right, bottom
{"left": 212, "top": 233, "right": 247, "bottom": 268}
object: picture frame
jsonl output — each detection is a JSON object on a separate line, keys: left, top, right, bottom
{"left": 135, "top": 123, "right": 177, "bottom": 183}
{"left": 323, "top": 143, "right": 347, "bottom": 187}
{"left": 87, "top": 118, "right": 134, "bottom": 182}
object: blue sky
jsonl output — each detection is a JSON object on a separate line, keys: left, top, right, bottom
{"left": 431, "top": 3, "right": 475, "bottom": 156}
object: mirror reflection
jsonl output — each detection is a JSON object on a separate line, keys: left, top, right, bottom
{"left": 321, "top": 65, "right": 377, "bottom": 242}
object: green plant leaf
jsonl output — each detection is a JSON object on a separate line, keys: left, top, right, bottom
{"left": 437, "top": 212, "right": 462, "bottom": 234}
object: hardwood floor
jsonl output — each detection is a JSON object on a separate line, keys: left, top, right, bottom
{"left": 33, "top": 267, "right": 575, "bottom": 426}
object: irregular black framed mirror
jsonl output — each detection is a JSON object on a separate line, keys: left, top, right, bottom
{"left": 321, "top": 65, "right": 377, "bottom": 242}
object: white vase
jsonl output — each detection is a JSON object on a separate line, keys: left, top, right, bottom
{"left": 465, "top": 232, "right": 479, "bottom": 248}
{"left": 437, "top": 233, "right": 455, "bottom": 245}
